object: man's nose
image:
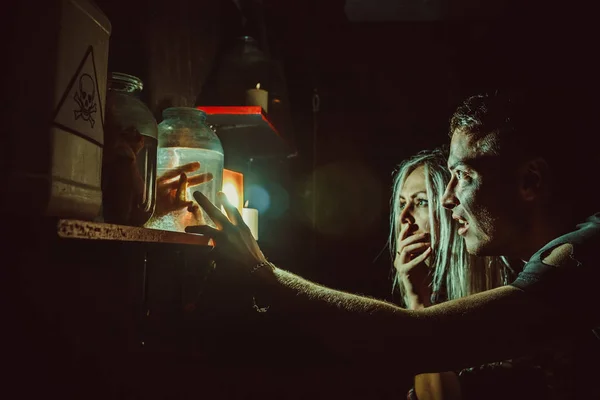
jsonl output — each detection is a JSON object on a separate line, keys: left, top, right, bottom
{"left": 442, "top": 181, "right": 458, "bottom": 210}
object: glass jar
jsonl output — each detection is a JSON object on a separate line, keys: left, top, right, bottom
{"left": 102, "top": 72, "right": 158, "bottom": 226}
{"left": 146, "top": 107, "right": 224, "bottom": 232}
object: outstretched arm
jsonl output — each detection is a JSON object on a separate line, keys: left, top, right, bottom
{"left": 254, "top": 266, "right": 564, "bottom": 373}
{"left": 188, "top": 192, "right": 585, "bottom": 374}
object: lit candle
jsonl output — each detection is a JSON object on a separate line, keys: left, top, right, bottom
{"left": 245, "top": 83, "right": 268, "bottom": 113}
{"left": 242, "top": 205, "right": 259, "bottom": 241}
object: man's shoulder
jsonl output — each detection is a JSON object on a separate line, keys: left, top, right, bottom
{"left": 540, "top": 243, "right": 578, "bottom": 268}
{"left": 537, "top": 212, "right": 600, "bottom": 264}
{"left": 511, "top": 213, "right": 600, "bottom": 327}
{"left": 512, "top": 212, "right": 600, "bottom": 291}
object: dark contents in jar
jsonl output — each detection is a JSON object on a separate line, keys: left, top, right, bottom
{"left": 102, "top": 125, "right": 157, "bottom": 226}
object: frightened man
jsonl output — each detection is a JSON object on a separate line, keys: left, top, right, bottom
{"left": 188, "top": 90, "right": 600, "bottom": 384}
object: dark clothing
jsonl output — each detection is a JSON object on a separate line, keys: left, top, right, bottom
{"left": 408, "top": 214, "right": 600, "bottom": 400}
{"left": 510, "top": 212, "right": 600, "bottom": 399}
{"left": 512, "top": 212, "right": 600, "bottom": 328}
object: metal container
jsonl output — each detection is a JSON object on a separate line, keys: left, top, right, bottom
{"left": 7, "top": 0, "right": 111, "bottom": 220}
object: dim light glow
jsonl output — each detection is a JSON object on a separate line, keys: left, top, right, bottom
{"left": 223, "top": 182, "right": 239, "bottom": 210}
{"left": 242, "top": 207, "right": 258, "bottom": 240}
{"left": 222, "top": 169, "right": 244, "bottom": 214}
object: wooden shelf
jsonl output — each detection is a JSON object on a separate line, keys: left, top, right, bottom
{"left": 197, "top": 106, "right": 291, "bottom": 160}
{"left": 57, "top": 219, "right": 212, "bottom": 246}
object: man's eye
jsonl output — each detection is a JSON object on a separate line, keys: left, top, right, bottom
{"left": 398, "top": 202, "right": 406, "bottom": 210}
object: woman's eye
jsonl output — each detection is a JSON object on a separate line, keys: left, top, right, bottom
{"left": 416, "top": 199, "right": 429, "bottom": 207}
{"left": 398, "top": 202, "right": 406, "bottom": 210}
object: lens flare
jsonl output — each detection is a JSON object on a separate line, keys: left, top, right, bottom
{"left": 246, "top": 184, "right": 271, "bottom": 214}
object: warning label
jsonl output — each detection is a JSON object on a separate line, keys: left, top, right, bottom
{"left": 53, "top": 45, "right": 104, "bottom": 145}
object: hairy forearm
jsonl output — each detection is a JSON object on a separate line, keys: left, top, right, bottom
{"left": 252, "top": 265, "right": 576, "bottom": 373}
{"left": 254, "top": 266, "right": 439, "bottom": 372}
{"left": 264, "top": 267, "right": 402, "bottom": 314}
{"left": 255, "top": 265, "right": 448, "bottom": 368}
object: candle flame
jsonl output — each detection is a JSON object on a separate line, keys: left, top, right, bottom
{"left": 245, "top": 200, "right": 249, "bottom": 207}
{"left": 256, "top": 83, "right": 260, "bottom": 90}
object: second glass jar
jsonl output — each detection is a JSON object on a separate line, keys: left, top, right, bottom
{"left": 102, "top": 72, "right": 158, "bottom": 226}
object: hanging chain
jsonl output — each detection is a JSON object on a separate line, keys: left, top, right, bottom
{"left": 182, "top": 258, "right": 217, "bottom": 313}
{"left": 311, "top": 88, "right": 320, "bottom": 237}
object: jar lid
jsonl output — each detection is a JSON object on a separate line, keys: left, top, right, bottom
{"left": 109, "top": 72, "right": 143, "bottom": 92}
{"left": 162, "top": 107, "right": 207, "bottom": 120}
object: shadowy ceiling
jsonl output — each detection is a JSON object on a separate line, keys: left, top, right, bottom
{"left": 344, "top": 0, "right": 509, "bottom": 21}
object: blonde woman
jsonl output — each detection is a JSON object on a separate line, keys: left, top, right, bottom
{"left": 390, "top": 148, "right": 509, "bottom": 309}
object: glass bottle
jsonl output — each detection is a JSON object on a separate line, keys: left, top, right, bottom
{"left": 146, "top": 107, "right": 224, "bottom": 232}
{"left": 102, "top": 72, "right": 158, "bottom": 226}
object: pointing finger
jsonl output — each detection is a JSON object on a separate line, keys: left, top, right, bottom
{"left": 193, "top": 191, "right": 228, "bottom": 230}
{"left": 218, "top": 192, "right": 243, "bottom": 226}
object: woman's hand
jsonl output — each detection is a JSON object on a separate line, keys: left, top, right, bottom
{"left": 394, "top": 231, "right": 432, "bottom": 310}
{"left": 154, "top": 162, "right": 213, "bottom": 221}
{"left": 186, "top": 191, "right": 268, "bottom": 270}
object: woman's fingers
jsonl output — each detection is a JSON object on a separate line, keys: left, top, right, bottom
{"left": 410, "top": 247, "right": 432, "bottom": 266}
{"left": 398, "top": 241, "right": 431, "bottom": 263}
{"left": 400, "top": 226, "right": 411, "bottom": 242}
{"left": 399, "top": 232, "right": 429, "bottom": 248}
{"left": 396, "top": 246, "right": 432, "bottom": 274}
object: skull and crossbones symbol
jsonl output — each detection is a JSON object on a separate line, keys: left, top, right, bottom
{"left": 73, "top": 74, "right": 97, "bottom": 128}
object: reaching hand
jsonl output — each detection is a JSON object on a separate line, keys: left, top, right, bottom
{"left": 154, "top": 162, "right": 213, "bottom": 221}
{"left": 394, "top": 231, "right": 432, "bottom": 310}
{"left": 185, "top": 191, "right": 267, "bottom": 269}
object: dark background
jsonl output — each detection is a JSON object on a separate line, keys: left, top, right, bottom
{"left": 4, "top": 1, "right": 599, "bottom": 398}
{"left": 96, "top": 0, "right": 598, "bottom": 302}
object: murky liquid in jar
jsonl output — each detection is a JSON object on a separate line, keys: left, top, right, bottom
{"left": 151, "top": 147, "right": 224, "bottom": 232}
